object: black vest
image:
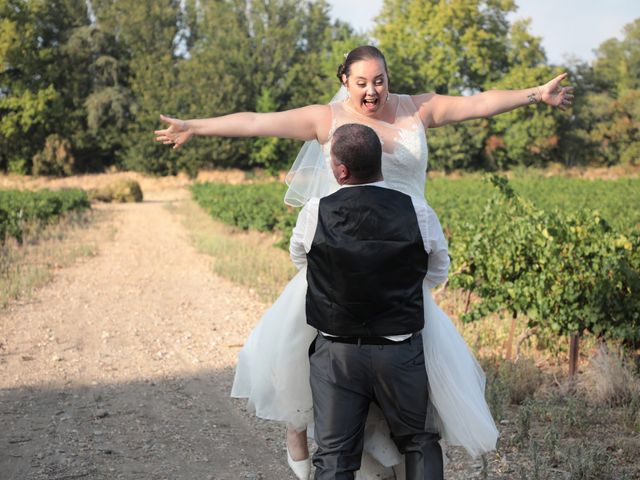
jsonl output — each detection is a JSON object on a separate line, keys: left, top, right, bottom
{"left": 306, "top": 186, "right": 429, "bottom": 336}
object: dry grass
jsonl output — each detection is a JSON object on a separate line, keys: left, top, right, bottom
{"left": 433, "top": 289, "right": 640, "bottom": 479}
{"left": 471, "top": 343, "right": 640, "bottom": 479}
{"left": 167, "top": 198, "right": 295, "bottom": 303}
{"left": 579, "top": 344, "right": 640, "bottom": 406}
{"left": 0, "top": 209, "right": 113, "bottom": 308}
{"left": 0, "top": 171, "right": 192, "bottom": 193}
{"left": 0, "top": 169, "right": 275, "bottom": 194}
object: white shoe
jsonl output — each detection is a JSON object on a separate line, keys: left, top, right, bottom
{"left": 287, "top": 448, "right": 311, "bottom": 480}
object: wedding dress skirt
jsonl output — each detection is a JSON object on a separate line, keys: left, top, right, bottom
{"left": 231, "top": 267, "right": 498, "bottom": 464}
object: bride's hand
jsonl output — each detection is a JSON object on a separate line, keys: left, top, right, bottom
{"left": 539, "top": 73, "right": 574, "bottom": 110}
{"left": 154, "top": 114, "right": 193, "bottom": 149}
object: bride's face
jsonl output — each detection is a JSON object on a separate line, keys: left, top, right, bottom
{"left": 343, "top": 58, "right": 389, "bottom": 117}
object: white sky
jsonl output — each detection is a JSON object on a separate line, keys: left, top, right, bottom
{"left": 325, "top": 0, "right": 640, "bottom": 65}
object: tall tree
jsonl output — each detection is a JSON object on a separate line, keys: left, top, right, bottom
{"left": 373, "top": 0, "right": 512, "bottom": 171}
{"left": 560, "top": 18, "right": 640, "bottom": 167}
{"left": 593, "top": 18, "right": 640, "bottom": 94}
{"left": 0, "top": 0, "right": 91, "bottom": 174}
{"left": 484, "top": 19, "right": 561, "bottom": 169}
{"left": 91, "top": 0, "right": 183, "bottom": 174}
{"left": 245, "top": 0, "right": 364, "bottom": 171}
{"left": 373, "top": 0, "right": 515, "bottom": 95}
{"left": 62, "top": 24, "right": 131, "bottom": 171}
{"left": 373, "top": 0, "right": 570, "bottom": 171}
{"left": 170, "top": 0, "right": 255, "bottom": 174}
{"left": 141, "top": 0, "right": 363, "bottom": 175}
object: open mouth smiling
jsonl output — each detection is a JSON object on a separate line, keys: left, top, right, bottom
{"left": 362, "top": 97, "right": 379, "bottom": 110}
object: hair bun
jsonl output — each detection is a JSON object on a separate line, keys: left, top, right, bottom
{"left": 336, "top": 63, "right": 346, "bottom": 82}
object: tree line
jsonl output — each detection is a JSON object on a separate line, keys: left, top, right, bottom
{"left": 1, "top": 0, "right": 638, "bottom": 176}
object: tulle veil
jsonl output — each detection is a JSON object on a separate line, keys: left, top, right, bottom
{"left": 284, "top": 86, "right": 348, "bottom": 207}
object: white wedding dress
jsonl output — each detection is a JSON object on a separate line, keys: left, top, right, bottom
{"left": 231, "top": 93, "right": 498, "bottom": 473}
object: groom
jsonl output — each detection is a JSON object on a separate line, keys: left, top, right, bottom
{"left": 289, "top": 123, "right": 450, "bottom": 480}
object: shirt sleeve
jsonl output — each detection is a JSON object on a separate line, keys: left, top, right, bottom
{"left": 411, "top": 197, "right": 450, "bottom": 289}
{"left": 289, "top": 198, "right": 320, "bottom": 270}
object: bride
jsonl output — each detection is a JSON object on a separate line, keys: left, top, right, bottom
{"left": 155, "top": 45, "right": 573, "bottom": 478}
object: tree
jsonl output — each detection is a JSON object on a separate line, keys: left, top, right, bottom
{"left": 68, "top": 25, "right": 132, "bottom": 171}
{"left": 128, "top": 0, "right": 363, "bottom": 175}
{"left": 0, "top": 0, "right": 90, "bottom": 174}
{"left": 373, "top": 0, "right": 515, "bottom": 95}
{"left": 484, "top": 20, "right": 563, "bottom": 169}
{"left": 560, "top": 18, "right": 640, "bottom": 167}
{"left": 373, "top": 0, "right": 563, "bottom": 171}
{"left": 578, "top": 90, "right": 640, "bottom": 166}
{"left": 592, "top": 19, "right": 640, "bottom": 94}
{"left": 90, "top": 0, "right": 183, "bottom": 174}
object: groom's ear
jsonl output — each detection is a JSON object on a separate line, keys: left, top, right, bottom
{"left": 338, "top": 164, "right": 350, "bottom": 183}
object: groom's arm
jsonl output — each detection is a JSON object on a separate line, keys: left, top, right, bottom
{"left": 411, "top": 198, "right": 450, "bottom": 288}
{"left": 424, "top": 210, "right": 450, "bottom": 288}
{"left": 289, "top": 198, "right": 320, "bottom": 270}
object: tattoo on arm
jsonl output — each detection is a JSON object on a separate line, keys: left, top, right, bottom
{"left": 527, "top": 92, "right": 538, "bottom": 104}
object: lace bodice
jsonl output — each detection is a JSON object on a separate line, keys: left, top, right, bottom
{"left": 324, "top": 94, "right": 428, "bottom": 199}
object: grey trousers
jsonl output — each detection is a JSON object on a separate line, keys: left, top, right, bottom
{"left": 309, "top": 333, "right": 443, "bottom": 480}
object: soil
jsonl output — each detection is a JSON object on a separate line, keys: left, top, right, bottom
{"left": 0, "top": 176, "right": 496, "bottom": 479}
{"left": 0, "top": 187, "right": 293, "bottom": 480}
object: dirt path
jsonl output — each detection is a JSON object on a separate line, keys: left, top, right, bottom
{"left": 0, "top": 189, "right": 293, "bottom": 480}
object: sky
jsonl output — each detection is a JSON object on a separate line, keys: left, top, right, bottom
{"left": 325, "top": 0, "right": 640, "bottom": 65}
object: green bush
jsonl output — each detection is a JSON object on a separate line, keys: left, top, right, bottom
{"left": 0, "top": 188, "right": 90, "bottom": 244}
{"left": 190, "top": 182, "right": 295, "bottom": 235}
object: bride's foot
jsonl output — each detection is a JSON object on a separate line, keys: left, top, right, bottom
{"left": 286, "top": 426, "right": 310, "bottom": 479}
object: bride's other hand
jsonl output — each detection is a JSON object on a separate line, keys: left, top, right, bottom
{"left": 540, "top": 73, "right": 574, "bottom": 110}
{"left": 154, "top": 114, "right": 193, "bottom": 149}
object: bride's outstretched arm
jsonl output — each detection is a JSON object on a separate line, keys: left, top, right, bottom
{"left": 154, "top": 104, "right": 331, "bottom": 149}
{"left": 414, "top": 73, "right": 574, "bottom": 128}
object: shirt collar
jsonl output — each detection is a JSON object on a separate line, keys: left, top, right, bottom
{"left": 341, "top": 180, "right": 387, "bottom": 188}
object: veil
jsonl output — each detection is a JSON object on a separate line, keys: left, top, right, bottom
{"left": 284, "top": 86, "right": 348, "bottom": 207}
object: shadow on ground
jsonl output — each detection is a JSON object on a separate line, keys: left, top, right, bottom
{"left": 0, "top": 366, "right": 293, "bottom": 480}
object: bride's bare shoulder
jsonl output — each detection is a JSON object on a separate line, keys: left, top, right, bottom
{"left": 305, "top": 103, "right": 333, "bottom": 143}
{"left": 409, "top": 93, "right": 443, "bottom": 128}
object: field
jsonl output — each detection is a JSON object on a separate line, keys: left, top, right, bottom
{"left": 191, "top": 175, "right": 640, "bottom": 242}
{"left": 190, "top": 173, "right": 640, "bottom": 479}
{"left": 1, "top": 171, "right": 639, "bottom": 479}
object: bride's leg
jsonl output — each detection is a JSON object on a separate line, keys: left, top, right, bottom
{"left": 286, "top": 424, "right": 309, "bottom": 460}
{"left": 286, "top": 424, "right": 311, "bottom": 479}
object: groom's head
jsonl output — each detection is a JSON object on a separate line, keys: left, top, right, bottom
{"left": 330, "top": 123, "right": 383, "bottom": 185}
